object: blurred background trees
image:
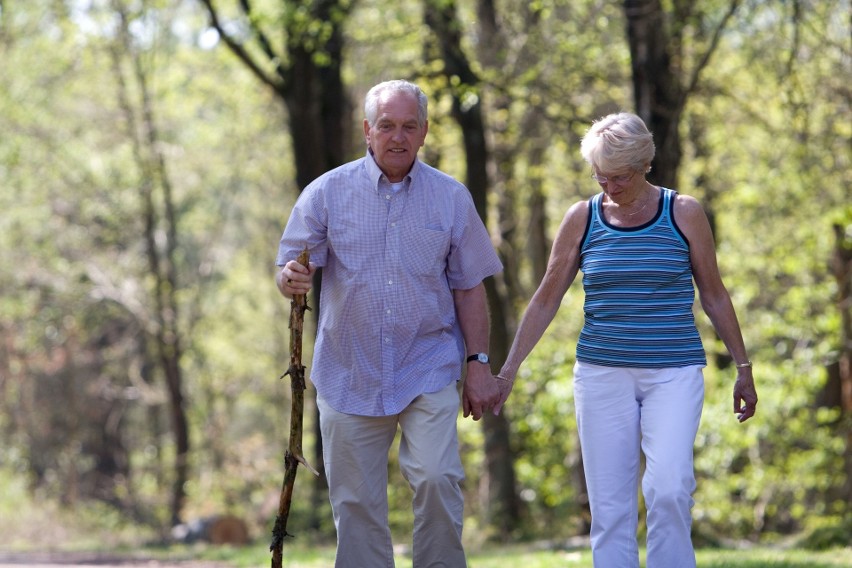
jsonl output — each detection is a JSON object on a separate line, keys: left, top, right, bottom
{"left": 0, "top": 0, "right": 849, "bottom": 548}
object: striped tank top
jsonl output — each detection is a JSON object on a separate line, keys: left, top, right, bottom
{"left": 576, "top": 188, "right": 707, "bottom": 368}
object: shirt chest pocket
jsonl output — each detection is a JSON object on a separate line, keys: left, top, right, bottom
{"left": 328, "top": 220, "right": 379, "bottom": 274}
{"left": 401, "top": 226, "right": 451, "bottom": 276}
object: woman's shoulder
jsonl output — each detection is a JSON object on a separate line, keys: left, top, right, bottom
{"left": 671, "top": 191, "right": 706, "bottom": 220}
{"left": 554, "top": 199, "right": 592, "bottom": 240}
{"left": 670, "top": 191, "right": 713, "bottom": 244}
{"left": 565, "top": 197, "right": 591, "bottom": 222}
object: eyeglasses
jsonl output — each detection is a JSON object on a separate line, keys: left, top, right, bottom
{"left": 591, "top": 171, "right": 636, "bottom": 185}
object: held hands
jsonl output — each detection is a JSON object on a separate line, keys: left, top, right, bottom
{"left": 493, "top": 374, "right": 514, "bottom": 415}
{"left": 276, "top": 260, "right": 317, "bottom": 297}
{"left": 462, "top": 366, "right": 515, "bottom": 420}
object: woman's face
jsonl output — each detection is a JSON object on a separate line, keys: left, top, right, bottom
{"left": 591, "top": 167, "right": 643, "bottom": 199}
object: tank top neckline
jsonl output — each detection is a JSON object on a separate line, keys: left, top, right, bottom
{"left": 594, "top": 188, "right": 667, "bottom": 232}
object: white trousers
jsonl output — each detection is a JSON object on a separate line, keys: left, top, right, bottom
{"left": 574, "top": 361, "right": 704, "bottom": 568}
{"left": 317, "top": 381, "right": 466, "bottom": 568}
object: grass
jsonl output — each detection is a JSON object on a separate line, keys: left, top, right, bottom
{"left": 1, "top": 475, "right": 848, "bottom": 568}
{"left": 194, "top": 541, "right": 852, "bottom": 568}
{"left": 1, "top": 528, "right": 850, "bottom": 566}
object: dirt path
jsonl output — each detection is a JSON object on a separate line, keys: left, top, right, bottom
{"left": 0, "top": 552, "right": 231, "bottom": 567}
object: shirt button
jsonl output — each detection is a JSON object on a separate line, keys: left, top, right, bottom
{"left": 385, "top": 195, "right": 391, "bottom": 200}
{"left": 384, "top": 337, "right": 390, "bottom": 343}
{"left": 388, "top": 280, "right": 393, "bottom": 285}
{"left": 386, "top": 309, "right": 391, "bottom": 315}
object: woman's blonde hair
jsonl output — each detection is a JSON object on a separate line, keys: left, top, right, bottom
{"left": 580, "top": 112, "right": 655, "bottom": 174}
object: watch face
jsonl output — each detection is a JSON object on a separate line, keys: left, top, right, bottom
{"left": 477, "top": 353, "right": 489, "bottom": 363}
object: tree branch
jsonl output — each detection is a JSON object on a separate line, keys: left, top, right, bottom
{"left": 684, "top": 0, "right": 741, "bottom": 97}
{"left": 197, "top": 0, "right": 287, "bottom": 97}
{"left": 238, "top": 0, "right": 290, "bottom": 88}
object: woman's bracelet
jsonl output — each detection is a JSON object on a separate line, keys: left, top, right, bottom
{"left": 495, "top": 374, "right": 514, "bottom": 382}
{"left": 735, "top": 360, "right": 753, "bottom": 369}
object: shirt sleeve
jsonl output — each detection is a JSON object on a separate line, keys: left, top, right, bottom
{"left": 275, "top": 181, "right": 330, "bottom": 268}
{"left": 445, "top": 189, "right": 503, "bottom": 290}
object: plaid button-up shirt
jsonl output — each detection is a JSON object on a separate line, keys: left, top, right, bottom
{"left": 277, "top": 152, "right": 502, "bottom": 416}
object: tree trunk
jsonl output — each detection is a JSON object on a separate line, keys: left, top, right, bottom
{"left": 624, "top": 0, "right": 683, "bottom": 188}
{"left": 282, "top": 38, "right": 351, "bottom": 190}
{"left": 831, "top": 223, "right": 852, "bottom": 512}
{"left": 424, "top": 0, "right": 520, "bottom": 536}
{"left": 624, "top": 0, "right": 740, "bottom": 188}
{"left": 199, "top": 0, "right": 354, "bottom": 533}
{"left": 138, "top": 63, "right": 190, "bottom": 531}
{"left": 475, "top": 0, "right": 551, "bottom": 305}
{"left": 277, "top": 14, "right": 351, "bottom": 532}
{"left": 524, "top": 126, "right": 550, "bottom": 285}
{"left": 110, "top": 5, "right": 190, "bottom": 526}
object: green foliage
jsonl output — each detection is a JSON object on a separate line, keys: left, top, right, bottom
{"left": 799, "top": 516, "right": 852, "bottom": 551}
{"left": 502, "top": 301, "right": 586, "bottom": 536}
{"left": 0, "top": 0, "right": 294, "bottom": 530}
{"left": 0, "top": 468, "right": 157, "bottom": 550}
{"left": 0, "top": 0, "right": 849, "bottom": 549}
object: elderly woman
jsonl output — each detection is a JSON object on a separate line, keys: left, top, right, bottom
{"left": 493, "top": 112, "right": 758, "bottom": 567}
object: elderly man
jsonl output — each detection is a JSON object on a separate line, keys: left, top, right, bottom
{"left": 276, "top": 79, "right": 503, "bottom": 567}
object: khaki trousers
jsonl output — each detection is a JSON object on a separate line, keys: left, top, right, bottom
{"left": 317, "top": 381, "right": 467, "bottom": 568}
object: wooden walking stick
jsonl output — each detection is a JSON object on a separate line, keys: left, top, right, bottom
{"left": 271, "top": 247, "right": 319, "bottom": 568}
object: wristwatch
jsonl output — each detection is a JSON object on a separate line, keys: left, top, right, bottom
{"left": 466, "top": 353, "right": 490, "bottom": 364}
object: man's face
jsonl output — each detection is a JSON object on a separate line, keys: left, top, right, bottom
{"left": 364, "top": 91, "right": 428, "bottom": 182}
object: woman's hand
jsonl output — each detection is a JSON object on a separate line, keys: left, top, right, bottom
{"left": 733, "top": 370, "right": 758, "bottom": 422}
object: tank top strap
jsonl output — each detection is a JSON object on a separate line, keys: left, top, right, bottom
{"left": 590, "top": 193, "right": 603, "bottom": 216}
{"left": 659, "top": 187, "right": 674, "bottom": 221}
{"left": 582, "top": 194, "right": 604, "bottom": 249}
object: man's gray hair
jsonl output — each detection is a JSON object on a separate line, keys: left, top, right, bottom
{"left": 364, "top": 80, "right": 428, "bottom": 127}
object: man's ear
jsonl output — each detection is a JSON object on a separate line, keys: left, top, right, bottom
{"left": 363, "top": 118, "right": 371, "bottom": 147}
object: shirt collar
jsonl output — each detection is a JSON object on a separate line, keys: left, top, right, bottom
{"left": 365, "top": 149, "right": 420, "bottom": 193}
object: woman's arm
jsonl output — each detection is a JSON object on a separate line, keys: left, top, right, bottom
{"left": 676, "top": 194, "right": 758, "bottom": 422}
{"left": 495, "top": 200, "right": 589, "bottom": 409}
